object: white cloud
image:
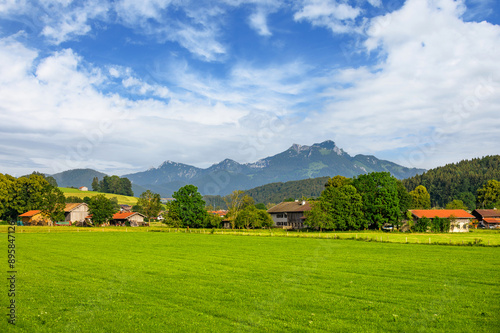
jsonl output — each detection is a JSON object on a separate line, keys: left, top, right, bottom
{"left": 294, "top": 0, "right": 362, "bottom": 34}
{"left": 313, "top": 0, "right": 500, "bottom": 168}
{"left": 249, "top": 8, "right": 272, "bottom": 36}
{"left": 0, "top": 0, "right": 28, "bottom": 14}
{"left": 40, "top": 0, "right": 109, "bottom": 44}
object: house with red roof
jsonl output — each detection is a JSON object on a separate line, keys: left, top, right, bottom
{"left": 111, "top": 212, "right": 147, "bottom": 227}
{"left": 410, "top": 209, "right": 474, "bottom": 233}
{"left": 471, "top": 208, "right": 500, "bottom": 229}
{"left": 19, "top": 210, "right": 51, "bottom": 226}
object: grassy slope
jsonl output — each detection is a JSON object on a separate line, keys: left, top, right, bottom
{"left": 4, "top": 233, "right": 499, "bottom": 332}
{"left": 59, "top": 187, "right": 138, "bottom": 205}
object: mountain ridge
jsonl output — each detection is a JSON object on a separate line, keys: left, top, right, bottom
{"left": 123, "top": 140, "right": 425, "bottom": 196}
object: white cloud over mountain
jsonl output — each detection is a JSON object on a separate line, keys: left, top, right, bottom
{"left": 0, "top": 0, "right": 498, "bottom": 176}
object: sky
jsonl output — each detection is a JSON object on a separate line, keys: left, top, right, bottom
{"left": 0, "top": 0, "right": 499, "bottom": 177}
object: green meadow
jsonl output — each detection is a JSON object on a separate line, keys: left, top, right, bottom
{"left": 2, "top": 232, "right": 499, "bottom": 332}
{"left": 59, "top": 187, "right": 139, "bottom": 205}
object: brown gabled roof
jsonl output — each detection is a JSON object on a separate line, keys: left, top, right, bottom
{"left": 411, "top": 209, "right": 474, "bottom": 219}
{"left": 64, "top": 203, "right": 87, "bottom": 212}
{"left": 473, "top": 209, "right": 500, "bottom": 218}
{"left": 19, "top": 210, "right": 41, "bottom": 217}
{"left": 267, "top": 201, "right": 311, "bottom": 214}
{"left": 483, "top": 218, "right": 500, "bottom": 224}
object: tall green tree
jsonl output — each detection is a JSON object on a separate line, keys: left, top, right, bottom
{"left": 306, "top": 184, "right": 365, "bottom": 231}
{"left": 353, "top": 172, "right": 401, "bottom": 229}
{"left": 91, "top": 177, "right": 100, "bottom": 192}
{"left": 477, "top": 180, "right": 500, "bottom": 209}
{"left": 409, "top": 185, "right": 431, "bottom": 209}
{"left": 223, "top": 190, "right": 246, "bottom": 229}
{"left": 170, "top": 185, "right": 208, "bottom": 228}
{"left": 445, "top": 199, "right": 467, "bottom": 210}
{"left": 137, "top": 190, "right": 162, "bottom": 221}
{"left": 88, "top": 194, "right": 115, "bottom": 226}
{"left": 325, "top": 175, "right": 351, "bottom": 188}
{"left": 234, "top": 205, "right": 273, "bottom": 229}
{"left": 7, "top": 174, "right": 48, "bottom": 220}
{"left": 39, "top": 185, "right": 66, "bottom": 222}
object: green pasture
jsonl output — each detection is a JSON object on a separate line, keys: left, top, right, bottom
{"left": 2, "top": 225, "right": 499, "bottom": 246}
{"left": 58, "top": 187, "right": 138, "bottom": 205}
{"left": 2, "top": 232, "right": 499, "bottom": 332}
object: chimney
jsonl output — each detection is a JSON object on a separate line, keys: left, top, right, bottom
{"left": 302, "top": 201, "right": 306, "bottom": 205}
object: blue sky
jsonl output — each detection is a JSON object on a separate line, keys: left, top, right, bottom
{"left": 0, "top": 0, "right": 499, "bottom": 177}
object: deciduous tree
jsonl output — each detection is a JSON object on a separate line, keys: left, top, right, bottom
{"left": 409, "top": 185, "right": 431, "bottom": 209}
{"left": 353, "top": 172, "right": 401, "bottom": 229}
{"left": 477, "top": 180, "right": 500, "bottom": 209}
{"left": 88, "top": 194, "right": 115, "bottom": 226}
{"left": 170, "top": 185, "right": 208, "bottom": 228}
{"left": 137, "top": 190, "right": 162, "bottom": 221}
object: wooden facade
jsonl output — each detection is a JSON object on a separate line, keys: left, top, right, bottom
{"left": 64, "top": 203, "right": 89, "bottom": 223}
{"left": 267, "top": 201, "right": 311, "bottom": 229}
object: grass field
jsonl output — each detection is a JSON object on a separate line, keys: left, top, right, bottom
{"left": 59, "top": 187, "right": 138, "bottom": 205}
{"left": 2, "top": 231, "right": 499, "bottom": 332}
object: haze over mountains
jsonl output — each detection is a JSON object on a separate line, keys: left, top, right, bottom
{"left": 121, "top": 141, "right": 425, "bottom": 196}
{"left": 51, "top": 141, "right": 425, "bottom": 197}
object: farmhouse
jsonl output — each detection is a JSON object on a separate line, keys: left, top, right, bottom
{"left": 64, "top": 203, "right": 89, "bottom": 224}
{"left": 471, "top": 208, "right": 500, "bottom": 229}
{"left": 410, "top": 209, "right": 474, "bottom": 233}
{"left": 19, "top": 210, "right": 51, "bottom": 226}
{"left": 79, "top": 186, "right": 88, "bottom": 191}
{"left": 267, "top": 200, "right": 311, "bottom": 229}
{"left": 119, "top": 204, "right": 132, "bottom": 212}
{"left": 112, "top": 212, "right": 147, "bottom": 227}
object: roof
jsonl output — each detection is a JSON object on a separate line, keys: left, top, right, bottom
{"left": 64, "top": 203, "right": 87, "bottom": 212}
{"left": 483, "top": 218, "right": 500, "bottom": 224}
{"left": 410, "top": 209, "right": 474, "bottom": 219}
{"left": 267, "top": 201, "right": 311, "bottom": 214}
{"left": 473, "top": 209, "right": 500, "bottom": 218}
{"left": 19, "top": 210, "right": 41, "bottom": 217}
{"left": 208, "top": 210, "right": 228, "bottom": 217}
{"left": 112, "top": 212, "right": 145, "bottom": 220}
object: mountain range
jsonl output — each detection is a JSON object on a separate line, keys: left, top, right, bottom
{"left": 120, "top": 140, "right": 425, "bottom": 196}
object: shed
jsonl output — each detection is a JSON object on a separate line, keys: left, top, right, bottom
{"left": 19, "top": 210, "right": 51, "bottom": 226}
{"left": 64, "top": 203, "right": 89, "bottom": 224}
{"left": 112, "top": 212, "right": 147, "bottom": 227}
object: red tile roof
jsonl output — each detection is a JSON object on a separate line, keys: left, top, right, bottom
{"left": 411, "top": 209, "right": 474, "bottom": 219}
{"left": 112, "top": 212, "right": 144, "bottom": 219}
{"left": 19, "top": 210, "right": 41, "bottom": 217}
{"left": 483, "top": 218, "right": 500, "bottom": 224}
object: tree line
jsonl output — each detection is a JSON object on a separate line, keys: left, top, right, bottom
{"left": 402, "top": 155, "right": 500, "bottom": 209}
{"left": 306, "top": 172, "right": 500, "bottom": 232}
{"left": 0, "top": 172, "right": 66, "bottom": 222}
{"left": 91, "top": 175, "right": 133, "bottom": 196}
{"left": 163, "top": 185, "right": 273, "bottom": 229}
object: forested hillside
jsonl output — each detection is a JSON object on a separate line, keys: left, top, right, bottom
{"left": 52, "top": 168, "right": 107, "bottom": 188}
{"left": 204, "top": 177, "right": 329, "bottom": 208}
{"left": 402, "top": 155, "right": 500, "bottom": 209}
{"left": 244, "top": 177, "right": 329, "bottom": 204}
